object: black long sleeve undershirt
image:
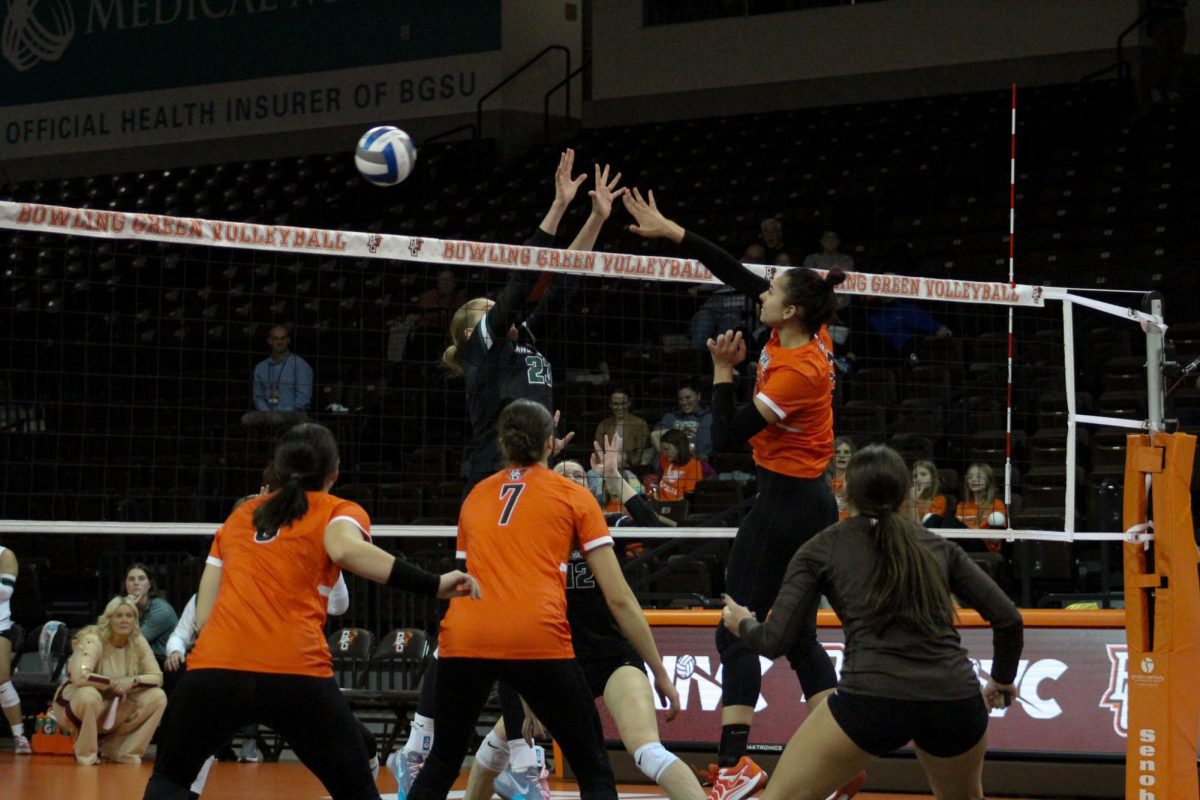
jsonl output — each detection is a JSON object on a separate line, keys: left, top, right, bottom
{"left": 710, "top": 382, "right": 768, "bottom": 453}
{"left": 680, "top": 230, "right": 769, "bottom": 300}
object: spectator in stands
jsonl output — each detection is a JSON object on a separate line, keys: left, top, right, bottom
{"left": 594, "top": 389, "right": 652, "bottom": 467}
{"left": 689, "top": 245, "right": 757, "bottom": 349}
{"left": 802, "top": 230, "right": 855, "bottom": 271}
{"left": 241, "top": 325, "right": 314, "bottom": 426}
{"left": 907, "top": 460, "right": 949, "bottom": 527}
{"left": 866, "top": 297, "right": 952, "bottom": 360}
{"left": 956, "top": 462, "right": 1007, "bottom": 554}
{"left": 123, "top": 563, "right": 179, "bottom": 665}
{"left": 416, "top": 269, "right": 468, "bottom": 332}
{"left": 656, "top": 429, "right": 709, "bottom": 501}
{"left": 826, "top": 437, "right": 856, "bottom": 521}
{"left": 651, "top": 381, "right": 714, "bottom": 461}
{"left": 760, "top": 218, "right": 786, "bottom": 263}
{"left": 52, "top": 595, "right": 167, "bottom": 765}
{"left": 0, "top": 544, "right": 30, "bottom": 754}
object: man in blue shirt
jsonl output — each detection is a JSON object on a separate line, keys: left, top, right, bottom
{"left": 241, "top": 325, "right": 314, "bottom": 425}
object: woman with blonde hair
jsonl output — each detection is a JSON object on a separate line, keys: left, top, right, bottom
{"left": 956, "top": 462, "right": 1007, "bottom": 554}
{"left": 53, "top": 595, "right": 167, "bottom": 765}
{"left": 906, "top": 460, "right": 948, "bottom": 526}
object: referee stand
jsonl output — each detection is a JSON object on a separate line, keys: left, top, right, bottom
{"left": 1122, "top": 431, "right": 1200, "bottom": 800}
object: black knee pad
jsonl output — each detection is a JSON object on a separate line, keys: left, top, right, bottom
{"left": 716, "top": 625, "right": 762, "bottom": 707}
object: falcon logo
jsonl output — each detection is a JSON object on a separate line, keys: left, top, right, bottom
{"left": 1100, "top": 644, "right": 1128, "bottom": 737}
{"left": 366, "top": 234, "right": 383, "bottom": 253}
{"left": 409, "top": 237, "right": 424, "bottom": 257}
{"left": 2, "top": 0, "right": 75, "bottom": 72}
{"left": 337, "top": 629, "right": 359, "bottom": 652}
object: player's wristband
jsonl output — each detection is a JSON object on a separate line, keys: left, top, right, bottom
{"left": 387, "top": 557, "right": 441, "bottom": 596}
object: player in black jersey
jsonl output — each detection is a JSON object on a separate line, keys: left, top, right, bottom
{"left": 391, "top": 152, "right": 628, "bottom": 800}
{"left": 461, "top": 436, "right": 704, "bottom": 800}
{"left": 443, "top": 152, "right": 626, "bottom": 494}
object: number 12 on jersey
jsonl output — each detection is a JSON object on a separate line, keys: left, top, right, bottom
{"left": 498, "top": 483, "right": 525, "bottom": 525}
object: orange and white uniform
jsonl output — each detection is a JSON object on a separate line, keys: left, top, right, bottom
{"left": 440, "top": 465, "right": 613, "bottom": 660}
{"left": 189, "top": 492, "right": 369, "bottom": 678}
{"left": 909, "top": 494, "right": 948, "bottom": 522}
{"left": 751, "top": 327, "right": 836, "bottom": 478}
{"left": 956, "top": 497, "right": 1007, "bottom": 530}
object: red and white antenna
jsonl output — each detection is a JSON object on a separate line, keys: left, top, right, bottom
{"left": 1004, "top": 84, "right": 1017, "bottom": 513}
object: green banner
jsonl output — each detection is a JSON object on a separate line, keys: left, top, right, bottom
{"left": 0, "top": 0, "right": 501, "bottom": 105}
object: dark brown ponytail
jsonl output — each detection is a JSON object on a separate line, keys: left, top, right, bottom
{"left": 252, "top": 423, "right": 339, "bottom": 537}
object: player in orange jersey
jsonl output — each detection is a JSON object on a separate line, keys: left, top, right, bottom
{"left": 624, "top": 187, "right": 863, "bottom": 800}
{"left": 143, "top": 423, "right": 478, "bottom": 800}
{"left": 406, "top": 400, "right": 677, "bottom": 800}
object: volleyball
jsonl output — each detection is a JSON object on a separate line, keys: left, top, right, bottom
{"left": 988, "top": 511, "right": 1007, "bottom": 528}
{"left": 675, "top": 654, "right": 695, "bottom": 680}
{"left": 354, "top": 126, "right": 417, "bottom": 186}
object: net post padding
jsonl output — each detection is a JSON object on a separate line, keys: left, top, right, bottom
{"left": 1122, "top": 432, "right": 1200, "bottom": 800}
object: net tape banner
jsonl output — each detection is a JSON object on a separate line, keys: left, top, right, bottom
{"left": 0, "top": 201, "right": 1045, "bottom": 307}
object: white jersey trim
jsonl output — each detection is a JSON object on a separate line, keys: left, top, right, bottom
{"left": 330, "top": 515, "right": 370, "bottom": 540}
{"left": 205, "top": 555, "right": 223, "bottom": 567}
{"left": 755, "top": 391, "right": 787, "bottom": 420}
{"left": 582, "top": 535, "right": 614, "bottom": 552}
{"left": 455, "top": 549, "right": 467, "bottom": 560}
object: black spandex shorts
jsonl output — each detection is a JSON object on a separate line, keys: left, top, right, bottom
{"left": 827, "top": 690, "right": 988, "bottom": 758}
{"left": 0, "top": 627, "right": 16, "bottom": 645}
{"left": 579, "top": 646, "right": 645, "bottom": 698}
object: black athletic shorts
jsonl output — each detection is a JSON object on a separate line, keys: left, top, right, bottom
{"left": 579, "top": 645, "right": 645, "bottom": 698}
{"left": 827, "top": 690, "right": 989, "bottom": 758}
{"left": 0, "top": 627, "right": 16, "bottom": 645}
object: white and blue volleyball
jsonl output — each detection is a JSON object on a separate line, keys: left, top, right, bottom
{"left": 354, "top": 126, "right": 418, "bottom": 186}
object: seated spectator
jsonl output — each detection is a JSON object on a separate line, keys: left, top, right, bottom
{"left": 241, "top": 325, "right": 314, "bottom": 426}
{"left": 906, "top": 459, "right": 949, "bottom": 526}
{"left": 651, "top": 381, "right": 714, "bottom": 461}
{"left": 866, "top": 297, "right": 952, "bottom": 360}
{"left": 956, "top": 462, "right": 1007, "bottom": 553}
{"left": 826, "top": 437, "right": 856, "bottom": 521}
{"left": 802, "top": 229, "right": 855, "bottom": 271}
{"left": 689, "top": 245, "right": 756, "bottom": 349}
{"left": 759, "top": 217, "right": 786, "bottom": 263}
{"left": 123, "top": 563, "right": 179, "bottom": 665}
{"left": 52, "top": 596, "right": 167, "bottom": 765}
{"left": 593, "top": 389, "right": 652, "bottom": 467}
{"left": 656, "top": 429, "right": 709, "bottom": 501}
{"left": 416, "top": 269, "right": 468, "bottom": 333}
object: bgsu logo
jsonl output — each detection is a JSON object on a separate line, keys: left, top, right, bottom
{"left": 337, "top": 629, "right": 360, "bottom": 652}
{"left": 366, "top": 234, "right": 383, "bottom": 253}
{"left": 409, "top": 237, "right": 424, "bottom": 257}
{"left": 1100, "top": 644, "right": 1128, "bottom": 737}
{"left": 392, "top": 630, "right": 413, "bottom": 654}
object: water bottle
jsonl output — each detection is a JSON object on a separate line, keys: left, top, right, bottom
{"left": 44, "top": 713, "right": 56, "bottom": 735}
{"left": 34, "top": 713, "right": 45, "bottom": 734}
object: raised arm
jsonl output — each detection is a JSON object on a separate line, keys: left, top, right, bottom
{"left": 523, "top": 163, "right": 625, "bottom": 340}
{"left": 623, "top": 188, "right": 769, "bottom": 299}
{"left": 707, "top": 331, "right": 771, "bottom": 453}
{"left": 592, "top": 434, "right": 661, "bottom": 527}
{"left": 533, "top": 148, "right": 587, "bottom": 239}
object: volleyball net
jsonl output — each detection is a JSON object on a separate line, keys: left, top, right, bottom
{"left": 0, "top": 199, "right": 1178, "bottom": 604}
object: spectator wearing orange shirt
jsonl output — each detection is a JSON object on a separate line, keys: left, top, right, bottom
{"left": 657, "top": 429, "right": 708, "bottom": 502}
{"left": 827, "top": 437, "right": 856, "bottom": 521}
{"left": 956, "top": 462, "right": 1007, "bottom": 554}
{"left": 907, "top": 460, "right": 949, "bottom": 527}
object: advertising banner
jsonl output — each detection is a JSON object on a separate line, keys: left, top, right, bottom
{"left": 0, "top": 0, "right": 501, "bottom": 156}
{"left": 598, "top": 625, "right": 1130, "bottom": 757}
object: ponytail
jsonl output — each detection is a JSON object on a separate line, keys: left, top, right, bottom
{"left": 252, "top": 423, "right": 339, "bottom": 536}
{"left": 846, "top": 445, "right": 956, "bottom": 637}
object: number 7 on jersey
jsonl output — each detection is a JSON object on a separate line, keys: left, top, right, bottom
{"left": 498, "top": 483, "right": 525, "bottom": 525}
